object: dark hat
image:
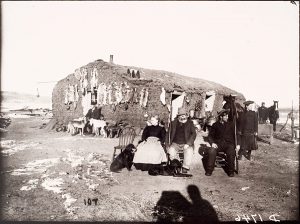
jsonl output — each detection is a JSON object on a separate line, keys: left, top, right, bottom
{"left": 243, "top": 100, "right": 254, "bottom": 105}
{"left": 177, "top": 107, "right": 188, "bottom": 116}
{"left": 217, "top": 109, "right": 229, "bottom": 117}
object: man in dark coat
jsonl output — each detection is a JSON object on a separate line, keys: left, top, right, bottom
{"left": 268, "top": 101, "right": 279, "bottom": 132}
{"left": 166, "top": 107, "right": 196, "bottom": 175}
{"left": 238, "top": 101, "right": 258, "bottom": 160}
{"left": 206, "top": 109, "right": 240, "bottom": 177}
{"left": 258, "top": 102, "right": 268, "bottom": 124}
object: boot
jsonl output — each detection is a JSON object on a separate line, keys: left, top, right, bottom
{"left": 245, "top": 150, "right": 252, "bottom": 160}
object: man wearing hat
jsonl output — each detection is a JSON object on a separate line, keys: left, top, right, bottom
{"left": 238, "top": 100, "right": 258, "bottom": 160}
{"left": 206, "top": 109, "right": 240, "bottom": 177}
{"left": 269, "top": 100, "right": 279, "bottom": 132}
{"left": 166, "top": 107, "right": 196, "bottom": 175}
{"left": 258, "top": 102, "right": 268, "bottom": 124}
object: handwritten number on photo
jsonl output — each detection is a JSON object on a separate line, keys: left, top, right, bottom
{"left": 84, "top": 198, "right": 98, "bottom": 206}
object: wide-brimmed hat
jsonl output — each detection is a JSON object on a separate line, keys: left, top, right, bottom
{"left": 243, "top": 100, "right": 254, "bottom": 106}
{"left": 177, "top": 107, "right": 188, "bottom": 116}
{"left": 217, "top": 109, "right": 229, "bottom": 117}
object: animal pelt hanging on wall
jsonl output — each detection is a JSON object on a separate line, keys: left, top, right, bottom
{"left": 139, "top": 88, "right": 145, "bottom": 107}
{"left": 81, "top": 67, "right": 89, "bottom": 96}
{"left": 97, "top": 83, "right": 107, "bottom": 106}
{"left": 115, "top": 83, "right": 123, "bottom": 104}
{"left": 160, "top": 87, "right": 166, "bottom": 106}
{"left": 142, "top": 88, "right": 149, "bottom": 108}
{"left": 90, "top": 67, "right": 99, "bottom": 93}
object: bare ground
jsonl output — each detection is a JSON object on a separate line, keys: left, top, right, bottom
{"left": 0, "top": 116, "right": 299, "bottom": 222}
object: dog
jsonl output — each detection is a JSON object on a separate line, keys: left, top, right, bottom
{"left": 148, "top": 159, "right": 192, "bottom": 177}
{"left": 90, "top": 119, "right": 107, "bottom": 137}
{"left": 67, "top": 122, "right": 76, "bottom": 135}
{"left": 68, "top": 117, "right": 87, "bottom": 136}
{"left": 110, "top": 144, "right": 136, "bottom": 172}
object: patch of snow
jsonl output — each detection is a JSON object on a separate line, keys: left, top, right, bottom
{"left": 41, "top": 177, "right": 64, "bottom": 194}
{"left": 20, "top": 179, "right": 39, "bottom": 191}
{"left": 10, "top": 158, "right": 60, "bottom": 176}
{"left": 8, "top": 114, "right": 31, "bottom": 118}
{"left": 65, "top": 152, "right": 85, "bottom": 167}
{"left": 1, "top": 141, "right": 40, "bottom": 156}
{"left": 62, "top": 193, "right": 78, "bottom": 219}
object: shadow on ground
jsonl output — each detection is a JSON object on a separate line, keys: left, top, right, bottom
{"left": 152, "top": 185, "right": 218, "bottom": 223}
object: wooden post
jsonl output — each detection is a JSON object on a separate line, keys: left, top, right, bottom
{"left": 291, "top": 101, "right": 295, "bottom": 141}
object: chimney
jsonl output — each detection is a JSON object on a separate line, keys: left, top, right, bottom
{"left": 110, "top": 55, "right": 114, "bottom": 63}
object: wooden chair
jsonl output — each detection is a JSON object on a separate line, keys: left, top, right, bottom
{"left": 112, "top": 127, "right": 136, "bottom": 160}
{"left": 215, "top": 151, "right": 239, "bottom": 174}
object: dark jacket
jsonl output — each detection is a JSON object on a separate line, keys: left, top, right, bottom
{"left": 141, "top": 125, "right": 166, "bottom": 144}
{"left": 258, "top": 106, "right": 268, "bottom": 121}
{"left": 239, "top": 110, "right": 258, "bottom": 134}
{"left": 86, "top": 107, "right": 101, "bottom": 120}
{"left": 208, "top": 120, "right": 240, "bottom": 146}
{"left": 166, "top": 118, "right": 196, "bottom": 147}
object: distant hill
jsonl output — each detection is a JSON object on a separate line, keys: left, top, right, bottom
{"left": 0, "top": 91, "right": 52, "bottom": 111}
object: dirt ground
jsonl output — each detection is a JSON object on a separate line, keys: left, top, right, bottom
{"left": 0, "top": 116, "right": 299, "bottom": 222}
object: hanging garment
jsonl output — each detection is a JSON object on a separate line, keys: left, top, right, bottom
{"left": 205, "top": 91, "right": 216, "bottom": 112}
{"left": 132, "top": 88, "right": 139, "bottom": 104}
{"left": 74, "top": 68, "right": 82, "bottom": 81}
{"left": 171, "top": 93, "right": 186, "bottom": 121}
{"left": 139, "top": 88, "right": 145, "bottom": 107}
{"left": 91, "top": 67, "right": 98, "bottom": 93}
{"left": 160, "top": 87, "right": 166, "bottom": 106}
{"left": 142, "top": 88, "right": 149, "bottom": 108}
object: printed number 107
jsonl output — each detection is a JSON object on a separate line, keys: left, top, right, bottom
{"left": 84, "top": 198, "right": 98, "bottom": 206}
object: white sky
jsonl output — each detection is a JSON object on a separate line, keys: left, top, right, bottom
{"left": 1, "top": 1, "right": 299, "bottom": 108}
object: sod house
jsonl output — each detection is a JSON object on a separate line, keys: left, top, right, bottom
{"left": 52, "top": 58, "right": 245, "bottom": 129}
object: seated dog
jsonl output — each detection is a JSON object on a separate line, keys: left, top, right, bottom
{"left": 110, "top": 144, "right": 136, "bottom": 172}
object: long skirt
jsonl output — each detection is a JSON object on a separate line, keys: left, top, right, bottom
{"left": 241, "top": 133, "right": 257, "bottom": 151}
{"left": 133, "top": 137, "right": 167, "bottom": 166}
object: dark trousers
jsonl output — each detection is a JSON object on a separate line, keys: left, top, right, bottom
{"left": 205, "top": 141, "right": 236, "bottom": 174}
{"left": 272, "top": 121, "right": 277, "bottom": 132}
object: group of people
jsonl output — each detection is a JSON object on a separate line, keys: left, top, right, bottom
{"left": 133, "top": 107, "right": 196, "bottom": 174}
{"left": 132, "top": 97, "right": 264, "bottom": 178}
{"left": 258, "top": 101, "right": 279, "bottom": 132}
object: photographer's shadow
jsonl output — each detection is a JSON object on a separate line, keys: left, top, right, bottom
{"left": 153, "top": 185, "right": 218, "bottom": 223}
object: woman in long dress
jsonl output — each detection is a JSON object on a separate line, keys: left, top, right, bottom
{"left": 133, "top": 116, "right": 167, "bottom": 171}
